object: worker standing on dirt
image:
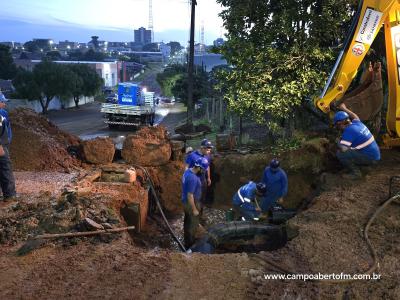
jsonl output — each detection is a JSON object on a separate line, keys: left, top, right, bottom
{"left": 334, "top": 103, "right": 380, "bottom": 179}
{"left": 181, "top": 157, "right": 209, "bottom": 248}
{"left": 0, "top": 94, "right": 16, "bottom": 202}
{"left": 261, "top": 159, "right": 288, "bottom": 212}
{"left": 232, "top": 181, "right": 266, "bottom": 221}
{"left": 185, "top": 139, "right": 213, "bottom": 209}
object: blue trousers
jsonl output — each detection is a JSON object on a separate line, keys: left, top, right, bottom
{"left": 233, "top": 204, "right": 260, "bottom": 221}
{"left": 260, "top": 195, "right": 279, "bottom": 213}
{"left": 337, "top": 150, "right": 376, "bottom": 173}
{"left": 0, "top": 147, "right": 16, "bottom": 199}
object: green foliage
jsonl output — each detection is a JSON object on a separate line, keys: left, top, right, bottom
{"left": 156, "top": 64, "right": 185, "bottom": 97}
{"left": 12, "top": 69, "right": 41, "bottom": 100}
{"left": 166, "top": 41, "right": 183, "bottom": 56}
{"left": 0, "top": 45, "right": 17, "bottom": 80}
{"left": 13, "top": 61, "right": 102, "bottom": 113}
{"left": 67, "top": 64, "right": 103, "bottom": 107}
{"left": 270, "top": 137, "right": 302, "bottom": 156}
{"left": 215, "top": 0, "right": 355, "bottom": 124}
{"left": 68, "top": 49, "right": 106, "bottom": 61}
{"left": 45, "top": 51, "right": 62, "bottom": 61}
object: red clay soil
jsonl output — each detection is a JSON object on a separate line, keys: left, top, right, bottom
{"left": 9, "top": 108, "right": 82, "bottom": 172}
{"left": 0, "top": 148, "right": 399, "bottom": 299}
{"left": 148, "top": 160, "right": 186, "bottom": 214}
{"left": 122, "top": 126, "right": 172, "bottom": 167}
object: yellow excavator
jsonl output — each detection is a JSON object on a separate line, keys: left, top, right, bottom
{"left": 314, "top": 0, "right": 400, "bottom": 147}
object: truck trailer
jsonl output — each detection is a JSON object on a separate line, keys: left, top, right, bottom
{"left": 101, "top": 83, "right": 156, "bottom": 128}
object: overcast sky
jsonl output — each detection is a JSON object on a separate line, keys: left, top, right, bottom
{"left": 0, "top": 0, "right": 225, "bottom": 44}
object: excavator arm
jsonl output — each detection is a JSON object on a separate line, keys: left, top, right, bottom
{"left": 315, "top": 0, "right": 400, "bottom": 146}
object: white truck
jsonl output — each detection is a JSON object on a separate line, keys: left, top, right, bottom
{"left": 101, "top": 82, "right": 156, "bottom": 128}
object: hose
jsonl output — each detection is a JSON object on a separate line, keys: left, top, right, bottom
{"left": 251, "top": 192, "right": 400, "bottom": 284}
{"left": 132, "top": 164, "right": 187, "bottom": 252}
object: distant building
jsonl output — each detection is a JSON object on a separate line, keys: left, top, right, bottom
{"left": 213, "top": 38, "right": 225, "bottom": 47}
{"left": 134, "top": 27, "right": 152, "bottom": 45}
{"left": 120, "top": 61, "right": 145, "bottom": 81}
{"left": 0, "top": 41, "right": 22, "bottom": 49}
{"left": 194, "top": 54, "right": 227, "bottom": 72}
{"left": 16, "top": 60, "right": 120, "bottom": 87}
{"left": 120, "top": 51, "right": 163, "bottom": 63}
{"left": 159, "top": 42, "right": 171, "bottom": 58}
{"left": 58, "top": 40, "right": 78, "bottom": 50}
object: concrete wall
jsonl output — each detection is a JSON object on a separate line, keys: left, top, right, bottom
{"left": 7, "top": 96, "right": 94, "bottom": 113}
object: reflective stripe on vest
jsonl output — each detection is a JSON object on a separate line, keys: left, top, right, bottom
{"left": 354, "top": 136, "right": 375, "bottom": 150}
{"left": 237, "top": 190, "right": 251, "bottom": 203}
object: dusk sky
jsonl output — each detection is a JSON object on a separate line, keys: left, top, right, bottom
{"left": 0, "top": 0, "right": 225, "bottom": 44}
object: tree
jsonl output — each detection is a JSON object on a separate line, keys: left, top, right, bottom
{"left": 156, "top": 64, "right": 186, "bottom": 97}
{"left": 46, "top": 51, "right": 62, "bottom": 61}
{"left": 215, "top": 0, "right": 355, "bottom": 128}
{"left": 12, "top": 69, "right": 41, "bottom": 100}
{"left": 171, "top": 67, "right": 211, "bottom": 105}
{"left": 167, "top": 41, "right": 183, "bottom": 56}
{"left": 90, "top": 36, "right": 100, "bottom": 50}
{"left": 33, "top": 61, "right": 77, "bottom": 113}
{"left": 142, "top": 43, "right": 159, "bottom": 52}
{"left": 67, "top": 64, "right": 103, "bottom": 108}
{"left": 0, "top": 45, "right": 17, "bottom": 80}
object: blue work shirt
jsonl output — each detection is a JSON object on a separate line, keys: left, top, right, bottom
{"left": 181, "top": 169, "right": 202, "bottom": 204}
{"left": 0, "top": 109, "right": 12, "bottom": 145}
{"left": 262, "top": 167, "right": 288, "bottom": 200}
{"left": 339, "top": 120, "right": 380, "bottom": 161}
{"left": 232, "top": 181, "right": 258, "bottom": 212}
{"left": 185, "top": 150, "right": 211, "bottom": 181}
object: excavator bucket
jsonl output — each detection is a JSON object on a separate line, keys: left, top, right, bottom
{"left": 341, "top": 62, "right": 384, "bottom": 134}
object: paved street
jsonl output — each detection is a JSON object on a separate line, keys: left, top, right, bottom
{"left": 47, "top": 101, "right": 186, "bottom": 148}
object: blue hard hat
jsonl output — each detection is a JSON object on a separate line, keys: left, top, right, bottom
{"left": 270, "top": 158, "right": 280, "bottom": 169}
{"left": 256, "top": 182, "right": 267, "bottom": 195}
{"left": 200, "top": 139, "right": 213, "bottom": 148}
{"left": 194, "top": 157, "right": 209, "bottom": 170}
{"left": 333, "top": 111, "right": 349, "bottom": 125}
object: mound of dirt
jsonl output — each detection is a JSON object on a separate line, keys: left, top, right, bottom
{"left": 247, "top": 149, "right": 400, "bottom": 299}
{"left": 81, "top": 137, "right": 115, "bottom": 164}
{"left": 9, "top": 108, "right": 82, "bottom": 172}
{"left": 122, "top": 126, "right": 171, "bottom": 166}
{"left": 148, "top": 161, "right": 186, "bottom": 214}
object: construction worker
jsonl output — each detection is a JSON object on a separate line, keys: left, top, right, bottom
{"left": 232, "top": 181, "right": 266, "bottom": 221}
{"left": 261, "top": 158, "right": 288, "bottom": 212}
{"left": 185, "top": 139, "right": 213, "bottom": 209}
{"left": 334, "top": 103, "right": 380, "bottom": 179}
{"left": 181, "top": 157, "right": 209, "bottom": 248}
{"left": 0, "top": 94, "right": 16, "bottom": 202}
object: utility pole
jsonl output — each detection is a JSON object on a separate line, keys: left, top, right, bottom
{"left": 187, "top": 0, "right": 196, "bottom": 130}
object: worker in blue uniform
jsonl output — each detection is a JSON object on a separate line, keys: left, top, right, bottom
{"left": 261, "top": 159, "right": 288, "bottom": 212}
{"left": 232, "top": 181, "right": 266, "bottom": 221}
{"left": 181, "top": 157, "right": 209, "bottom": 248}
{"left": 334, "top": 103, "right": 380, "bottom": 179}
{"left": 185, "top": 139, "right": 213, "bottom": 212}
{"left": 0, "top": 93, "right": 16, "bottom": 202}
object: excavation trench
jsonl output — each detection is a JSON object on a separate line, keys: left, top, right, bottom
{"left": 126, "top": 141, "right": 331, "bottom": 253}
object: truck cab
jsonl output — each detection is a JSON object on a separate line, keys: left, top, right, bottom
{"left": 101, "top": 83, "right": 156, "bottom": 128}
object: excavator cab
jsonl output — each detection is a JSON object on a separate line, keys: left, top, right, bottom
{"left": 314, "top": 0, "right": 400, "bottom": 147}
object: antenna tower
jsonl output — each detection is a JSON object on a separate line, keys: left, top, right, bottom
{"left": 149, "top": 0, "right": 154, "bottom": 42}
{"left": 200, "top": 20, "right": 205, "bottom": 53}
